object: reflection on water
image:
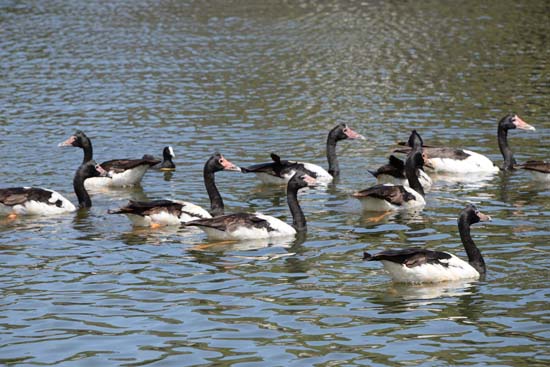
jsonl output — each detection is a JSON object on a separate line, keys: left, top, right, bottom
{"left": 1, "top": 0, "right": 549, "bottom": 366}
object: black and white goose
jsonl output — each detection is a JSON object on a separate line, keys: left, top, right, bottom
{"left": 242, "top": 123, "right": 365, "bottom": 185}
{"left": 395, "top": 114, "right": 535, "bottom": 174}
{"left": 108, "top": 153, "right": 241, "bottom": 227}
{"left": 59, "top": 130, "right": 160, "bottom": 187}
{"left": 518, "top": 160, "right": 550, "bottom": 182}
{"left": 186, "top": 172, "right": 316, "bottom": 240}
{"left": 145, "top": 146, "right": 176, "bottom": 171}
{"left": 369, "top": 154, "right": 433, "bottom": 191}
{"left": 157, "top": 146, "right": 176, "bottom": 171}
{"left": 363, "top": 204, "right": 491, "bottom": 283}
{"left": 0, "top": 161, "right": 108, "bottom": 217}
{"left": 354, "top": 130, "right": 426, "bottom": 212}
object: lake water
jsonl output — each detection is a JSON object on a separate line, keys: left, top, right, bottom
{"left": 1, "top": 1, "right": 549, "bottom": 366}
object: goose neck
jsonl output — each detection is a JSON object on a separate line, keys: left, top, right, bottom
{"left": 287, "top": 185, "right": 306, "bottom": 232}
{"left": 458, "top": 215, "right": 486, "bottom": 274}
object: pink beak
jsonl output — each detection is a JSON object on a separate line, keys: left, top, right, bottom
{"left": 58, "top": 135, "right": 76, "bottom": 147}
{"left": 302, "top": 174, "right": 317, "bottom": 186}
{"left": 344, "top": 126, "right": 366, "bottom": 140}
{"left": 513, "top": 115, "right": 536, "bottom": 131}
{"left": 220, "top": 156, "right": 242, "bottom": 172}
{"left": 95, "top": 164, "right": 111, "bottom": 177}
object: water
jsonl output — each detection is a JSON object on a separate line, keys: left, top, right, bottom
{"left": 1, "top": 0, "right": 549, "bottom": 366}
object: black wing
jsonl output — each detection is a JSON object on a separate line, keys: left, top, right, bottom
{"left": 363, "top": 247, "right": 452, "bottom": 268}
{"left": 369, "top": 155, "right": 405, "bottom": 178}
{"left": 394, "top": 146, "right": 470, "bottom": 160}
{"left": 0, "top": 187, "right": 54, "bottom": 207}
{"left": 353, "top": 184, "right": 415, "bottom": 205}
{"left": 186, "top": 212, "right": 274, "bottom": 232}
{"left": 241, "top": 153, "right": 317, "bottom": 179}
{"left": 101, "top": 157, "right": 160, "bottom": 173}
{"left": 109, "top": 200, "right": 183, "bottom": 217}
{"left": 519, "top": 160, "right": 550, "bottom": 174}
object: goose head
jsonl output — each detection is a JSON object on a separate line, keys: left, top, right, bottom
{"left": 330, "top": 123, "right": 366, "bottom": 142}
{"left": 461, "top": 204, "right": 492, "bottom": 226}
{"left": 499, "top": 114, "right": 535, "bottom": 132}
{"left": 205, "top": 152, "right": 241, "bottom": 173}
{"left": 288, "top": 171, "right": 317, "bottom": 191}
{"left": 163, "top": 146, "right": 175, "bottom": 160}
{"left": 59, "top": 130, "right": 90, "bottom": 148}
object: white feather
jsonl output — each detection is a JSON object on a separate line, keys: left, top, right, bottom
{"left": 254, "top": 213, "right": 297, "bottom": 237}
{"left": 122, "top": 201, "right": 212, "bottom": 227}
{"left": 175, "top": 201, "right": 212, "bottom": 222}
{"left": 254, "top": 162, "right": 332, "bottom": 186}
{"left": 85, "top": 165, "right": 150, "bottom": 188}
{"left": 1, "top": 188, "right": 76, "bottom": 216}
{"left": 427, "top": 149, "right": 499, "bottom": 174}
{"left": 357, "top": 184, "right": 426, "bottom": 212}
{"left": 198, "top": 212, "right": 297, "bottom": 241}
{"left": 379, "top": 254, "right": 480, "bottom": 283}
{"left": 300, "top": 163, "right": 333, "bottom": 184}
{"left": 124, "top": 214, "right": 154, "bottom": 226}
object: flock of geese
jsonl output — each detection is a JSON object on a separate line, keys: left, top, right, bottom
{"left": 1, "top": 114, "right": 547, "bottom": 284}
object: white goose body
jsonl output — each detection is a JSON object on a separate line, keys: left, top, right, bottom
{"left": 379, "top": 254, "right": 479, "bottom": 283}
{"left": 356, "top": 184, "right": 426, "bottom": 212}
{"left": 0, "top": 187, "right": 76, "bottom": 216}
{"left": 119, "top": 201, "right": 212, "bottom": 227}
{"left": 198, "top": 213, "right": 297, "bottom": 241}
{"left": 426, "top": 149, "right": 499, "bottom": 174}
{"left": 300, "top": 163, "right": 332, "bottom": 184}
{"left": 84, "top": 164, "right": 150, "bottom": 189}
{"left": 253, "top": 162, "right": 332, "bottom": 185}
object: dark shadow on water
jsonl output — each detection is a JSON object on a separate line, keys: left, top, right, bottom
{"left": 86, "top": 184, "right": 150, "bottom": 202}
{"left": 162, "top": 171, "right": 174, "bottom": 181}
{"left": 369, "top": 278, "right": 484, "bottom": 320}
{"left": 116, "top": 225, "right": 183, "bottom": 246}
{"left": 186, "top": 231, "right": 309, "bottom": 271}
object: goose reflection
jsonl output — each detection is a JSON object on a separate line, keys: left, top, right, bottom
{"left": 85, "top": 184, "right": 150, "bottom": 202}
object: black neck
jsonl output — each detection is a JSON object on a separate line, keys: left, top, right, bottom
{"left": 82, "top": 137, "right": 93, "bottom": 164}
{"left": 458, "top": 216, "right": 486, "bottom": 274}
{"left": 204, "top": 169, "right": 224, "bottom": 216}
{"left": 73, "top": 173, "right": 92, "bottom": 208}
{"left": 326, "top": 132, "right": 339, "bottom": 177}
{"left": 405, "top": 154, "right": 425, "bottom": 197}
{"left": 287, "top": 185, "right": 306, "bottom": 232}
{"left": 498, "top": 124, "right": 514, "bottom": 170}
